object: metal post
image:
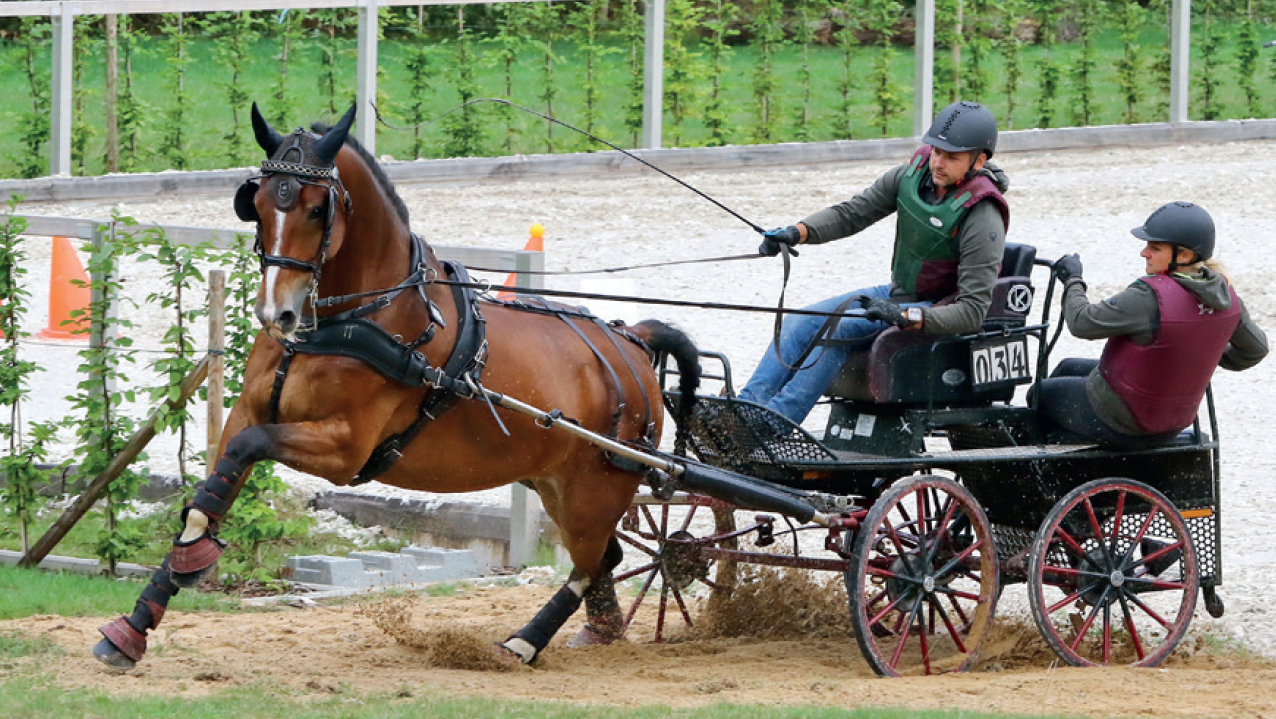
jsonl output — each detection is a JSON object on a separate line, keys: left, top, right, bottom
{"left": 1169, "top": 0, "right": 1191, "bottom": 123}
{"left": 49, "top": 2, "right": 74, "bottom": 177}
{"left": 207, "top": 270, "right": 226, "bottom": 473}
{"left": 508, "top": 247, "right": 546, "bottom": 567}
{"left": 913, "top": 0, "right": 936, "bottom": 137}
{"left": 642, "top": 0, "right": 666, "bottom": 150}
{"left": 355, "top": 0, "right": 379, "bottom": 153}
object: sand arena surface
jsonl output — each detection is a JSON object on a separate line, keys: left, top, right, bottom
{"left": 9, "top": 139, "right": 1276, "bottom": 711}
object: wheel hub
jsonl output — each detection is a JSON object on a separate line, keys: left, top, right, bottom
{"left": 659, "top": 530, "right": 710, "bottom": 590}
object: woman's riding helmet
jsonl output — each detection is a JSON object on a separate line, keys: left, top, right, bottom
{"left": 923, "top": 101, "right": 999, "bottom": 159}
{"left": 1131, "top": 201, "right": 1215, "bottom": 262}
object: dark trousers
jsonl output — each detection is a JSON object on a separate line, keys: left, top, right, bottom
{"left": 1034, "top": 359, "right": 1177, "bottom": 447}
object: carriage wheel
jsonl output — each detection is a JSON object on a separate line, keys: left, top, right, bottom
{"left": 615, "top": 496, "right": 737, "bottom": 642}
{"left": 846, "top": 475, "right": 999, "bottom": 677}
{"left": 1027, "top": 478, "right": 1198, "bottom": 667}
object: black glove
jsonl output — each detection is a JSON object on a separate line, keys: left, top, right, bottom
{"left": 1054, "top": 253, "right": 1085, "bottom": 287}
{"left": 862, "top": 298, "right": 911, "bottom": 328}
{"left": 758, "top": 226, "right": 801, "bottom": 257}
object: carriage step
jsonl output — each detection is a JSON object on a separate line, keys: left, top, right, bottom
{"left": 286, "top": 546, "right": 483, "bottom": 588}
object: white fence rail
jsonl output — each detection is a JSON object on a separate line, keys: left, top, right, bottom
{"left": 5, "top": 0, "right": 1204, "bottom": 178}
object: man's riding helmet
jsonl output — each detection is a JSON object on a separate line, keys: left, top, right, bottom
{"left": 923, "top": 101, "right": 998, "bottom": 159}
{"left": 1131, "top": 201, "right": 1215, "bottom": 263}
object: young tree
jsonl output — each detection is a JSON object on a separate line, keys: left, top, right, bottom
{"left": 1195, "top": 0, "right": 1223, "bottom": 120}
{"left": 1028, "top": 0, "right": 1061, "bottom": 128}
{"left": 1115, "top": 0, "right": 1146, "bottom": 124}
{"left": 834, "top": 0, "right": 862, "bottom": 139}
{"left": 866, "top": 0, "right": 905, "bottom": 137}
{"left": 1236, "top": 1, "right": 1260, "bottom": 118}
{"left": 665, "top": 0, "right": 708, "bottom": 147}
{"left": 749, "top": 0, "right": 786, "bottom": 143}
{"left": 1069, "top": 0, "right": 1103, "bottom": 127}
{"left": 270, "top": 9, "right": 307, "bottom": 126}
{"left": 442, "top": 7, "right": 484, "bottom": 158}
{"left": 158, "top": 14, "right": 193, "bottom": 170}
{"left": 999, "top": 0, "right": 1026, "bottom": 129}
{"left": 703, "top": 0, "right": 740, "bottom": 148}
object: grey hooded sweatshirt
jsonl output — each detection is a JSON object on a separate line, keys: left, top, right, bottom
{"left": 1061, "top": 267, "right": 1268, "bottom": 434}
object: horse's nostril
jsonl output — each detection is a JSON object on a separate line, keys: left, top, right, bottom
{"left": 278, "top": 311, "right": 297, "bottom": 332}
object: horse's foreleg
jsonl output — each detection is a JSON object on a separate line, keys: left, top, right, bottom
{"left": 170, "top": 425, "right": 274, "bottom": 587}
{"left": 91, "top": 426, "right": 276, "bottom": 671}
{"left": 93, "top": 559, "right": 180, "bottom": 670}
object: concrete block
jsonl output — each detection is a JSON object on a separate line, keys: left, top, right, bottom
{"left": 349, "top": 550, "right": 416, "bottom": 585}
{"left": 402, "top": 546, "right": 482, "bottom": 578}
{"left": 286, "top": 556, "right": 375, "bottom": 588}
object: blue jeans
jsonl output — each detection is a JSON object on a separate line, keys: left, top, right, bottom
{"left": 738, "top": 285, "right": 931, "bottom": 423}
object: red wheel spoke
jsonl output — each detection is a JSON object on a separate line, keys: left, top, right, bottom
{"left": 1046, "top": 587, "right": 1091, "bottom": 614}
{"left": 945, "top": 591, "right": 973, "bottom": 633}
{"left": 933, "top": 585, "right": 982, "bottom": 602}
{"left": 1069, "top": 599, "right": 1104, "bottom": 652}
{"left": 614, "top": 560, "right": 659, "bottom": 582}
{"left": 1125, "top": 592, "right": 1175, "bottom": 630}
{"left": 1053, "top": 527, "right": 1090, "bottom": 560}
{"left": 669, "top": 581, "right": 695, "bottom": 626}
{"left": 933, "top": 598, "right": 969, "bottom": 653}
{"left": 1108, "top": 491, "right": 1127, "bottom": 556}
{"left": 887, "top": 602, "right": 922, "bottom": 670}
{"left": 677, "top": 504, "right": 699, "bottom": 534}
{"left": 1131, "top": 538, "right": 1184, "bottom": 574}
{"left": 933, "top": 538, "right": 983, "bottom": 580}
{"left": 1119, "top": 595, "right": 1147, "bottom": 661}
{"left": 654, "top": 582, "right": 670, "bottom": 642}
{"left": 623, "top": 566, "right": 660, "bottom": 630}
{"left": 616, "top": 531, "right": 659, "bottom": 557}
{"left": 919, "top": 611, "right": 933, "bottom": 675}
{"left": 868, "top": 593, "right": 910, "bottom": 630}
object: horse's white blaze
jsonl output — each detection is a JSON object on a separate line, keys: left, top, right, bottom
{"left": 260, "top": 209, "right": 289, "bottom": 319}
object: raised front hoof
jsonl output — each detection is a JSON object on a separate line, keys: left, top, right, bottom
{"left": 94, "top": 617, "right": 145, "bottom": 671}
{"left": 566, "top": 624, "right": 622, "bottom": 648}
{"left": 170, "top": 533, "right": 226, "bottom": 587}
{"left": 92, "top": 637, "right": 137, "bottom": 671}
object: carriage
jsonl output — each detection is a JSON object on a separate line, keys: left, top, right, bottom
{"left": 93, "top": 107, "right": 1223, "bottom": 679}
{"left": 613, "top": 241, "right": 1222, "bottom": 676}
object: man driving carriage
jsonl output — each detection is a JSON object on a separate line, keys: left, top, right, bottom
{"left": 739, "top": 100, "right": 1010, "bottom": 423}
{"left": 1038, "top": 202, "right": 1268, "bottom": 445}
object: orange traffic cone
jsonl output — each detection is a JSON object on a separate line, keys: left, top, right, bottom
{"left": 37, "top": 236, "right": 91, "bottom": 341}
{"left": 497, "top": 223, "right": 545, "bottom": 300}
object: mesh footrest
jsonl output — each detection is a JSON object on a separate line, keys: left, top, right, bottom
{"left": 684, "top": 397, "right": 836, "bottom": 477}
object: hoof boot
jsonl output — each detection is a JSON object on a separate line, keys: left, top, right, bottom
{"left": 92, "top": 637, "right": 137, "bottom": 671}
{"left": 566, "top": 624, "right": 622, "bottom": 648}
{"left": 95, "top": 617, "right": 145, "bottom": 670}
{"left": 170, "top": 533, "right": 226, "bottom": 587}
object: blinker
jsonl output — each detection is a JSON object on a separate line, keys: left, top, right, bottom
{"left": 234, "top": 181, "right": 260, "bottom": 223}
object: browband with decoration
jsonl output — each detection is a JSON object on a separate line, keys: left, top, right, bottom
{"left": 261, "top": 159, "right": 336, "bottom": 179}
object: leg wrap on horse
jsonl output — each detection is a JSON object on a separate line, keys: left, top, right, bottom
{"left": 98, "top": 561, "right": 181, "bottom": 663}
{"left": 182, "top": 459, "right": 242, "bottom": 525}
{"left": 503, "top": 583, "right": 584, "bottom": 662}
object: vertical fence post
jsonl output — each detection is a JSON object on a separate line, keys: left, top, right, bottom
{"left": 49, "top": 2, "right": 74, "bottom": 176}
{"left": 207, "top": 270, "right": 226, "bottom": 473}
{"left": 508, "top": 248, "right": 547, "bottom": 568}
{"left": 355, "top": 0, "right": 379, "bottom": 154}
{"left": 642, "top": 0, "right": 666, "bottom": 150}
{"left": 913, "top": 0, "right": 936, "bottom": 136}
{"left": 1169, "top": 0, "right": 1191, "bottom": 123}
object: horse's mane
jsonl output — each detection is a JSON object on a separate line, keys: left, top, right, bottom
{"left": 312, "top": 121, "right": 411, "bottom": 228}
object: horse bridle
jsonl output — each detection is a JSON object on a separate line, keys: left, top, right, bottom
{"left": 235, "top": 130, "right": 353, "bottom": 286}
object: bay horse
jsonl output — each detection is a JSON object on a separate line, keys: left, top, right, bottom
{"left": 93, "top": 103, "right": 700, "bottom": 669}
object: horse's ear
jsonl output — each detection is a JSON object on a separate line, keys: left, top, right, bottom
{"left": 313, "top": 104, "right": 357, "bottom": 166}
{"left": 234, "top": 181, "right": 260, "bottom": 223}
{"left": 251, "top": 102, "right": 284, "bottom": 156}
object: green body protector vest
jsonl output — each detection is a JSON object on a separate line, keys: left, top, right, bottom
{"left": 892, "top": 146, "right": 1009, "bottom": 300}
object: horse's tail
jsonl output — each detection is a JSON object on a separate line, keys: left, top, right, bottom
{"left": 629, "top": 320, "right": 700, "bottom": 448}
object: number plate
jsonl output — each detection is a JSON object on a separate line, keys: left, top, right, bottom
{"left": 970, "top": 336, "right": 1031, "bottom": 388}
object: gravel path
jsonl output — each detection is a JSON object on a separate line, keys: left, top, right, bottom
{"left": 15, "top": 138, "right": 1276, "bottom": 656}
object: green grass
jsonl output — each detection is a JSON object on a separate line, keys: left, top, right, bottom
{"left": 0, "top": 491, "right": 407, "bottom": 583}
{"left": 2, "top": 13, "right": 1273, "bottom": 179}
{"left": 0, "top": 675, "right": 1092, "bottom": 719}
{"left": 0, "top": 563, "right": 235, "bottom": 619}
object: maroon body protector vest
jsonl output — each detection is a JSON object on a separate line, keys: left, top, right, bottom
{"left": 1098, "top": 274, "right": 1241, "bottom": 434}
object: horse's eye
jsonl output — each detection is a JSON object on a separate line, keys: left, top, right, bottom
{"left": 310, "top": 205, "right": 325, "bottom": 220}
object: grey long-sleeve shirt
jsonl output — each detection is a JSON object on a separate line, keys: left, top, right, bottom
{"left": 1062, "top": 267, "right": 1268, "bottom": 433}
{"left": 799, "top": 161, "right": 1008, "bottom": 335}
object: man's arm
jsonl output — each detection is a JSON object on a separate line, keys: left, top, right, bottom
{"left": 798, "top": 164, "right": 907, "bottom": 244}
{"left": 920, "top": 201, "right": 1005, "bottom": 335}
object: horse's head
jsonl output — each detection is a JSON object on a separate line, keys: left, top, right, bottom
{"left": 236, "top": 102, "right": 356, "bottom": 340}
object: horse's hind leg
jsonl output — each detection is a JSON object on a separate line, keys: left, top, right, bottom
{"left": 568, "top": 536, "right": 626, "bottom": 647}
{"left": 499, "top": 535, "right": 626, "bottom": 663}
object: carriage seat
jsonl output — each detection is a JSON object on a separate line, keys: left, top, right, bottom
{"left": 824, "top": 243, "right": 1037, "bottom": 406}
